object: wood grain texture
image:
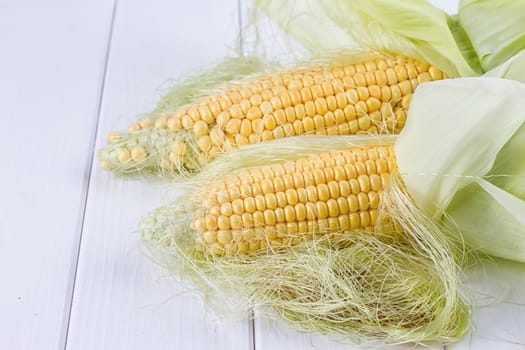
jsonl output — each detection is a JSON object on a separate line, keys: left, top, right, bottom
{"left": 0, "top": 2, "right": 114, "bottom": 349}
{"left": 65, "top": 1, "right": 251, "bottom": 349}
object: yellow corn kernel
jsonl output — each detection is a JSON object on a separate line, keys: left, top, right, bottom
{"left": 131, "top": 146, "right": 146, "bottom": 161}
{"left": 105, "top": 56, "right": 447, "bottom": 175}
{"left": 118, "top": 149, "right": 131, "bottom": 163}
{"left": 107, "top": 131, "right": 121, "bottom": 144}
{"left": 193, "top": 145, "right": 397, "bottom": 255}
{"left": 128, "top": 123, "right": 141, "bottom": 132}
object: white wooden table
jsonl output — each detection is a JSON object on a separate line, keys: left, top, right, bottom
{"left": 1, "top": 1, "right": 524, "bottom": 349}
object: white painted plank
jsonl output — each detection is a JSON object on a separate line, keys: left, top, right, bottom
{"left": 449, "top": 259, "right": 525, "bottom": 350}
{"left": 0, "top": 2, "right": 113, "bottom": 350}
{"left": 254, "top": 312, "right": 365, "bottom": 350}
{"left": 256, "top": 318, "right": 347, "bottom": 349}
{"left": 65, "top": 1, "right": 252, "bottom": 349}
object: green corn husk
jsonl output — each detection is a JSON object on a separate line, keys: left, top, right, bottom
{"left": 458, "top": 0, "right": 525, "bottom": 72}
{"left": 254, "top": 0, "right": 481, "bottom": 77}
{"left": 396, "top": 77, "right": 525, "bottom": 262}
{"left": 484, "top": 49, "right": 525, "bottom": 84}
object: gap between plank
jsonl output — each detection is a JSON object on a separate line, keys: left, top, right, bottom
{"left": 61, "top": 1, "right": 118, "bottom": 349}
{"left": 237, "top": 1, "right": 255, "bottom": 349}
{"left": 248, "top": 309, "right": 256, "bottom": 350}
{"left": 189, "top": 0, "right": 257, "bottom": 347}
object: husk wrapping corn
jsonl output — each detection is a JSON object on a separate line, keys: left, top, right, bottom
{"left": 396, "top": 77, "right": 525, "bottom": 262}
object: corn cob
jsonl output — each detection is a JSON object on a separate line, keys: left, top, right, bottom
{"left": 140, "top": 138, "right": 469, "bottom": 345}
{"left": 164, "top": 144, "right": 398, "bottom": 256}
{"left": 99, "top": 55, "right": 446, "bottom": 175}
